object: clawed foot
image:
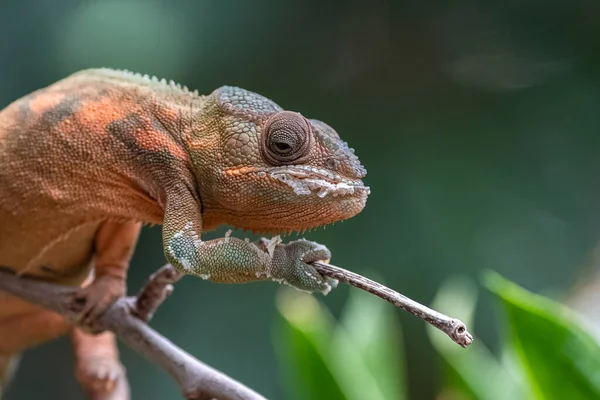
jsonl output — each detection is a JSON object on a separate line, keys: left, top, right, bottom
{"left": 270, "top": 238, "right": 338, "bottom": 294}
{"left": 76, "top": 356, "right": 126, "bottom": 397}
{"left": 70, "top": 275, "right": 125, "bottom": 330}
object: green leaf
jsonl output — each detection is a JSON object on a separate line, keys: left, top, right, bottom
{"left": 428, "top": 275, "right": 530, "bottom": 400}
{"left": 334, "top": 282, "right": 406, "bottom": 400}
{"left": 485, "top": 271, "right": 600, "bottom": 400}
{"left": 274, "top": 289, "right": 346, "bottom": 400}
{"left": 274, "top": 283, "right": 406, "bottom": 400}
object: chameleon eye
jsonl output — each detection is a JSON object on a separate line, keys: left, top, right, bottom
{"left": 261, "top": 111, "right": 312, "bottom": 164}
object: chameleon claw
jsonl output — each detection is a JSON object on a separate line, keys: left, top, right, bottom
{"left": 76, "top": 356, "right": 125, "bottom": 394}
{"left": 70, "top": 274, "right": 126, "bottom": 332}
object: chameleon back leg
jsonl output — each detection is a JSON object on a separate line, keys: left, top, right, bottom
{"left": 0, "top": 305, "right": 71, "bottom": 398}
{"left": 69, "top": 234, "right": 137, "bottom": 400}
{"left": 0, "top": 217, "right": 140, "bottom": 399}
{"left": 0, "top": 313, "right": 128, "bottom": 400}
{"left": 71, "top": 328, "right": 129, "bottom": 400}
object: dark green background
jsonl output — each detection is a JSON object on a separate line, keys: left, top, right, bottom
{"left": 2, "top": 0, "right": 600, "bottom": 399}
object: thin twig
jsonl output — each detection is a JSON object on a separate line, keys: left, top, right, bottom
{"left": 0, "top": 267, "right": 265, "bottom": 400}
{"left": 312, "top": 261, "right": 474, "bottom": 347}
{"left": 133, "top": 264, "right": 184, "bottom": 322}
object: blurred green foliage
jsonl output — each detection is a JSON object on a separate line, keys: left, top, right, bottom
{"left": 277, "top": 273, "right": 600, "bottom": 400}
{"left": 3, "top": 0, "right": 600, "bottom": 398}
{"left": 485, "top": 273, "right": 600, "bottom": 400}
{"left": 275, "top": 278, "right": 406, "bottom": 400}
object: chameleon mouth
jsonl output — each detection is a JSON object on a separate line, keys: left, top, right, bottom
{"left": 221, "top": 165, "right": 369, "bottom": 235}
{"left": 267, "top": 166, "right": 370, "bottom": 198}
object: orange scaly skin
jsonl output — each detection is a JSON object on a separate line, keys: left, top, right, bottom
{"left": 0, "top": 68, "right": 369, "bottom": 397}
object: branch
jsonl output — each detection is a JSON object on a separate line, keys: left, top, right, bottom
{"left": 312, "top": 261, "right": 474, "bottom": 348}
{"left": 0, "top": 266, "right": 265, "bottom": 400}
{"left": 133, "top": 264, "right": 184, "bottom": 322}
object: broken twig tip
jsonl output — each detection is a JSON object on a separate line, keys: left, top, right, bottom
{"left": 312, "top": 261, "right": 474, "bottom": 348}
{"left": 450, "top": 319, "right": 474, "bottom": 348}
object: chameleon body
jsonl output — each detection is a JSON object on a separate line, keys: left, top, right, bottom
{"left": 0, "top": 68, "right": 369, "bottom": 397}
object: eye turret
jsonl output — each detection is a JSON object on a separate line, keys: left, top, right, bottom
{"left": 261, "top": 111, "right": 312, "bottom": 165}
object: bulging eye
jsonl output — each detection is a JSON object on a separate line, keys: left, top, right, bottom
{"left": 273, "top": 140, "right": 292, "bottom": 153}
{"left": 261, "top": 111, "right": 312, "bottom": 164}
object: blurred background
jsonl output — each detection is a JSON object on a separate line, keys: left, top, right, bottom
{"left": 2, "top": 0, "right": 600, "bottom": 399}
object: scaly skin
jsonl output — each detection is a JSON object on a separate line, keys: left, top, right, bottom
{"left": 0, "top": 68, "right": 369, "bottom": 397}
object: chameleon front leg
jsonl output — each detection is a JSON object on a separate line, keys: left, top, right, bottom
{"left": 163, "top": 188, "right": 337, "bottom": 294}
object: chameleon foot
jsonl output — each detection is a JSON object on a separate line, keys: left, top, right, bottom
{"left": 71, "top": 274, "right": 126, "bottom": 330}
{"left": 76, "top": 356, "right": 127, "bottom": 398}
{"left": 270, "top": 239, "right": 339, "bottom": 294}
{"left": 72, "top": 329, "right": 129, "bottom": 400}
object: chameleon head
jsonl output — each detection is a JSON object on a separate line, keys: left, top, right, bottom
{"left": 191, "top": 86, "right": 370, "bottom": 233}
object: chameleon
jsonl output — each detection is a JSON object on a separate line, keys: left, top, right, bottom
{"left": 0, "top": 68, "right": 370, "bottom": 398}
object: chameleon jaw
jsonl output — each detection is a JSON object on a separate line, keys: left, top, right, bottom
{"left": 216, "top": 164, "right": 369, "bottom": 234}
{"left": 267, "top": 166, "right": 370, "bottom": 198}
